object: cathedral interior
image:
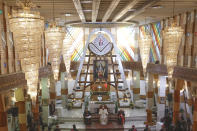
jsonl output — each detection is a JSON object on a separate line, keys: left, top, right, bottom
{"left": 0, "top": 0, "right": 197, "bottom": 131}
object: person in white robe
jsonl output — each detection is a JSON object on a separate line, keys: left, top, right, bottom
{"left": 99, "top": 105, "right": 108, "bottom": 125}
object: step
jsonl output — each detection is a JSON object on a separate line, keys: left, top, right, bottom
{"left": 58, "top": 117, "right": 84, "bottom": 122}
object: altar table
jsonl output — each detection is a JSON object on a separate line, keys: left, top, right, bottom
{"left": 89, "top": 101, "right": 115, "bottom": 114}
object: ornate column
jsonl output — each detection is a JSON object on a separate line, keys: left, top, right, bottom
{"left": 41, "top": 77, "right": 49, "bottom": 129}
{"left": 173, "top": 79, "right": 184, "bottom": 124}
{"left": 145, "top": 73, "right": 154, "bottom": 125}
{"left": 133, "top": 27, "right": 140, "bottom": 102}
{"left": 186, "top": 81, "right": 193, "bottom": 120}
{"left": 61, "top": 72, "right": 68, "bottom": 108}
{"left": 0, "top": 94, "right": 8, "bottom": 131}
{"left": 15, "top": 87, "right": 27, "bottom": 131}
{"left": 58, "top": 61, "right": 67, "bottom": 108}
{"left": 157, "top": 75, "right": 167, "bottom": 121}
{"left": 133, "top": 71, "right": 140, "bottom": 102}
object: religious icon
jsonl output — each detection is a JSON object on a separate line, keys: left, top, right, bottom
{"left": 99, "top": 38, "right": 103, "bottom": 46}
{"left": 93, "top": 60, "right": 108, "bottom": 80}
{"left": 89, "top": 34, "right": 112, "bottom": 56}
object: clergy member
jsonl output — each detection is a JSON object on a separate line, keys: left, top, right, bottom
{"left": 99, "top": 105, "right": 108, "bottom": 125}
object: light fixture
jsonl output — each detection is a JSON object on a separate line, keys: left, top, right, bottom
{"left": 9, "top": 1, "right": 44, "bottom": 104}
{"left": 64, "top": 13, "right": 72, "bottom": 16}
{"left": 45, "top": 0, "right": 65, "bottom": 81}
{"left": 83, "top": 9, "right": 92, "bottom": 12}
{"left": 139, "top": 30, "right": 152, "bottom": 76}
{"left": 163, "top": 0, "right": 183, "bottom": 80}
{"left": 163, "top": 25, "right": 183, "bottom": 80}
{"left": 152, "top": 5, "right": 163, "bottom": 9}
{"left": 81, "top": 0, "right": 93, "bottom": 4}
{"left": 45, "top": 25, "right": 65, "bottom": 80}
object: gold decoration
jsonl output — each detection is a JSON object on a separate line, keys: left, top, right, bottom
{"left": 9, "top": 6, "right": 44, "bottom": 103}
{"left": 15, "top": 88, "right": 25, "bottom": 102}
{"left": 45, "top": 24, "right": 65, "bottom": 80}
{"left": 18, "top": 114, "right": 27, "bottom": 124}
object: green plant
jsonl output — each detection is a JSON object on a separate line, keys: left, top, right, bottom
{"left": 67, "top": 102, "right": 73, "bottom": 110}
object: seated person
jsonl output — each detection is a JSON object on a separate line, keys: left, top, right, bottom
{"left": 99, "top": 105, "right": 108, "bottom": 125}
{"left": 118, "top": 109, "right": 125, "bottom": 124}
{"left": 83, "top": 108, "right": 91, "bottom": 124}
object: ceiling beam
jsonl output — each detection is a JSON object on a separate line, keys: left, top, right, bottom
{"left": 92, "top": 0, "right": 101, "bottom": 22}
{"left": 72, "top": 0, "right": 86, "bottom": 22}
{"left": 122, "top": 0, "right": 161, "bottom": 22}
{"left": 102, "top": 0, "right": 121, "bottom": 22}
{"left": 112, "top": 0, "right": 138, "bottom": 22}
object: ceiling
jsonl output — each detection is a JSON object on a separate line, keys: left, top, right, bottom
{"left": 4, "top": 0, "right": 197, "bottom": 26}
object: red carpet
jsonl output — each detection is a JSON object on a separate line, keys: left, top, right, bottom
{"left": 86, "top": 121, "right": 124, "bottom": 131}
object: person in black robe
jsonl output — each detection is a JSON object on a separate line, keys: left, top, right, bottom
{"left": 71, "top": 124, "right": 78, "bottom": 131}
{"left": 49, "top": 101, "right": 55, "bottom": 116}
{"left": 83, "top": 109, "right": 91, "bottom": 124}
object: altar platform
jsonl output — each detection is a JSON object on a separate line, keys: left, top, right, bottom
{"left": 57, "top": 103, "right": 156, "bottom": 131}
